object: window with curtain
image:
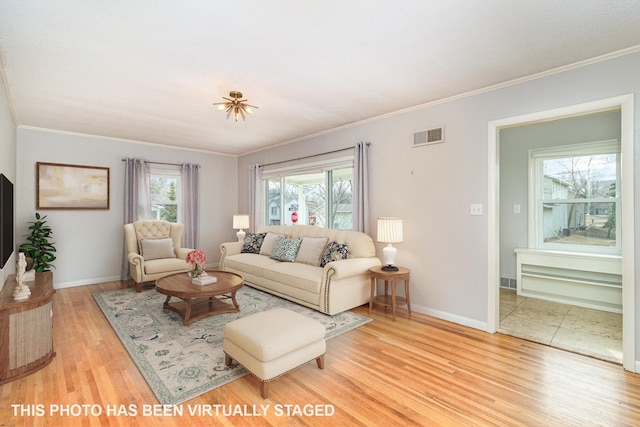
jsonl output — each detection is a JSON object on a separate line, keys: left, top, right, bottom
{"left": 262, "top": 158, "right": 354, "bottom": 229}
{"left": 150, "top": 165, "right": 182, "bottom": 222}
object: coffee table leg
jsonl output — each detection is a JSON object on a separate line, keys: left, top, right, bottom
{"left": 230, "top": 290, "right": 240, "bottom": 310}
{"left": 183, "top": 298, "right": 192, "bottom": 325}
{"left": 163, "top": 295, "right": 172, "bottom": 309}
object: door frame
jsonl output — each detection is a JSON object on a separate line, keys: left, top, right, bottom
{"left": 487, "top": 94, "right": 636, "bottom": 372}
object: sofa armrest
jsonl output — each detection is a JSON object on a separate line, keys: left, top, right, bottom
{"left": 323, "top": 257, "right": 382, "bottom": 280}
{"left": 219, "top": 242, "right": 244, "bottom": 269}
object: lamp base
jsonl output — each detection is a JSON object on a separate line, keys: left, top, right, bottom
{"left": 382, "top": 265, "right": 399, "bottom": 272}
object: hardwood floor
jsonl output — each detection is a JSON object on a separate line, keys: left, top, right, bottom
{"left": 2, "top": 280, "right": 640, "bottom": 426}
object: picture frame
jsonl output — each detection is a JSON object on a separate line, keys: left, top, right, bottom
{"left": 37, "top": 162, "right": 110, "bottom": 210}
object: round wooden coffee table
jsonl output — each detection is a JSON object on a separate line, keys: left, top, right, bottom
{"left": 155, "top": 270, "right": 244, "bottom": 326}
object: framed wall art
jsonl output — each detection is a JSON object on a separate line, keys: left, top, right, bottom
{"left": 37, "top": 162, "right": 110, "bottom": 210}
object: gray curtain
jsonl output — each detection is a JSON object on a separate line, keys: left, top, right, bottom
{"left": 249, "top": 164, "right": 263, "bottom": 232}
{"left": 181, "top": 163, "right": 200, "bottom": 249}
{"left": 353, "top": 141, "right": 370, "bottom": 233}
{"left": 121, "top": 158, "right": 151, "bottom": 280}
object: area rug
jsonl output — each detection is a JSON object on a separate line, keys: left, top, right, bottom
{"left": 93, "top": 286, "right": 371, "bottom": 405}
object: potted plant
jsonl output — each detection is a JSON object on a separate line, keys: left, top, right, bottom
{"left": 19, "top": 212, "right": 56, "bottom": 272}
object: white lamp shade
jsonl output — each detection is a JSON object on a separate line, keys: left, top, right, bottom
{"left": 377, "top": 217, "right": 403, "bottom": 243}
{"left": 233, "top": 214, "right": 249, "bottom": 230}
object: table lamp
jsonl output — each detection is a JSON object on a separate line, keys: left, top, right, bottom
{"left": 233, "top": 214, "right": 250, "bottom": 242}
{"left": 377, "top": 217, "right": 403, "bottom": 271}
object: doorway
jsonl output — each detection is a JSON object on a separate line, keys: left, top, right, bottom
{"left": 487, "top": 95, "right": 636, "bottom": 371}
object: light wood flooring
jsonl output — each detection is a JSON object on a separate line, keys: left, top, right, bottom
{"left": 2, "top": 280, "right": 640, "bottom": 426}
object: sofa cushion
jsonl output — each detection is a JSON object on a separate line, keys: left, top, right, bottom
{"left": 270, "top": 238, "right": 302, "bottom": 262}
{"left": 320, "top": 242, "right": 349, "bottom": 267}
{"left": 225, "top": 253, "right": 281, "bottom": 278}
{"left": 140, "top": 237, "right": 176, "bottom": 260}
{"left": 259, "top": 232, "right": 286, "bottom": 256}
{"left": 295, "top": 236, "right": 329, "bottom": 266}
{"left": 241, "top": 232, "right": 266, "bottom": 254}
{"left": 263, "top": 262, "right": 323, "bottom": 294}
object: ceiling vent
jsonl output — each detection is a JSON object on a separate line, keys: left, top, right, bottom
{"left": 413, "top": 126, "right": 444, "bottom": 147}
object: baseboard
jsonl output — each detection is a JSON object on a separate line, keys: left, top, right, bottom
{"left": 410, "top": 302, "right": 488, "bottom": 332}
{"left": 54, "top": 275, "right": 122, "bottom": 289}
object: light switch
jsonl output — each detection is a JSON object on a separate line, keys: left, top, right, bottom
{"left": 513, "top": 204, "right": 521, "bottom": 214}
{"left": 470, "top": 204, "right": 483, "bottom": 216}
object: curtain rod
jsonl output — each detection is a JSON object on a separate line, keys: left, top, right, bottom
{"left": 121, "top": 159, "right": 184, "bottom": 167}
{"left": 259, "top": 142, "right": 370, "bottom": 168}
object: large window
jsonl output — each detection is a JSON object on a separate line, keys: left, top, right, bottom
{"left": 150, "top": 167, "right": 181, "bottom": 222}
{"left": 263, "top": 159, "right": 353, "bottom": 229}
{"left": 530, "top": 140, "right": 620, "bottom": 254}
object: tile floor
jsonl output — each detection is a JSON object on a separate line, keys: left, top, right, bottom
{"left": 498, "top": 288, "right": 623, "bottom": 364}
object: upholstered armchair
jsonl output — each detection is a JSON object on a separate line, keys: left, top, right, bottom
{"left": 124, "top": 220, "right": 193, "bottom": 292}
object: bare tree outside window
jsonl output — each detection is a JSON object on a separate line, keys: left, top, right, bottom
{"left": 541, "top": 152, "right": 617, "bottom": 248}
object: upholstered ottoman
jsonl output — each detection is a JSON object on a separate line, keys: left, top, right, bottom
{"left": 223, "top": 308, "right": 326, "bottom": 398}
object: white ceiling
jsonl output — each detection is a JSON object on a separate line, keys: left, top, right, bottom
{"left": 1, "top": 1, "right": 640, "bottom": 156}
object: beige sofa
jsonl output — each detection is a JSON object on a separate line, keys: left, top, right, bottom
{"left": 220, "top": 225, "right": 381, "bottom": 315}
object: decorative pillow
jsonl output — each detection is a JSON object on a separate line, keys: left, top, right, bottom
{"left": 259, "top": 232, "right": 286, "bottom": 256}
{"left": 270, "top": 238, "right": 302, "bottom": 262}
{"left": 295, "top": 236, "right": 329, "bottom": 266}
{"left": 140, "top": 237, "right": 176, "bottom": 260}
{"left": 241, "top": 232, "right": 267, "bottom": 254}
{"left": 320, "top": 241, "right": 349, "bottom": 267}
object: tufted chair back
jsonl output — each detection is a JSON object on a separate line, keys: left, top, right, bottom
{"left": 124, "top": 220, "right": 184, "bottom": 256}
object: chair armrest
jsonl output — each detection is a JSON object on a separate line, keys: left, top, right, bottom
{"left": 323, "top": 257, "right": 382, "bottom": 280}
{"left": 175, "top": 247, "right": 193, "bottom": 260}
{"left": 127, "top": 252, "right": 144, "bottom": 266}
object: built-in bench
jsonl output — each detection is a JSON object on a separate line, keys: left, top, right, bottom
{"left": 515, "top": 248, "right": 622, "bottom": 313}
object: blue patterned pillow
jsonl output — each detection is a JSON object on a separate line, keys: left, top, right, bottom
{"left": 270, "top": 238, "right": 302, "bottom": 262}
{"left": 241, "top": 232, "right": 266, "bottom": 254}
{"left": 320, "top": 242, "right": 349, "bottom": 267}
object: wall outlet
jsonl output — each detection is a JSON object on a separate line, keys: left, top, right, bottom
{"left": 470, "top": 204, "right": 483, "bottom": 216}
{"left": 513, "top": 204, "right": 521, "bottom": 214}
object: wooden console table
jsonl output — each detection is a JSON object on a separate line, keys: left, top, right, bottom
{"left": 0, "top": 271, "right": 56, "bottom": 385}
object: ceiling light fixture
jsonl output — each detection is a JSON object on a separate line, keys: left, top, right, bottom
{"left": 213, "top": 91, "right": 258, "bottom": 122}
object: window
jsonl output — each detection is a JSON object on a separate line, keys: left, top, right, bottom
{"left": 262, "top": 158, "right": 354, "bottom": 229}
{"left": 529, "top": 140, "right": 620, "bottom": 254}
{"left": 150, "top": 167, "right": 181, "bottom": 222}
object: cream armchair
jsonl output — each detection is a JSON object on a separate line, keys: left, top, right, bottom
{"left": 124, "top": 220, "right": 193, "bottom": 292}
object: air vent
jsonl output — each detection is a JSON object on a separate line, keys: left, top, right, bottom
{"left": 413, "top": 126, "right": 444, "bottom": 147}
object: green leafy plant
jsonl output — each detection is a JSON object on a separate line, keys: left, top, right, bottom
{"left": 19, "top": 212, "right": 56, "bottom": 272}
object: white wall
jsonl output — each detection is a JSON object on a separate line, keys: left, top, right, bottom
{"left": 16, "top": 128, "right": 238, "bottom": 288}
{"left": 0, "top": 73, "right": 16, "bottom": 289}
{"left": 238, "top": 51, "right": 640, "bottom": 333}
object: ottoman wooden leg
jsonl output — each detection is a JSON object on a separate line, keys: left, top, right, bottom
{"left": 224, "top": 353, "right": 232, "bottom": 366}
{"left": 316, "top": 354, "right": 325, "bottom": 370}
{"left": 260, "top": 381, "right": 269, "bottom": 399}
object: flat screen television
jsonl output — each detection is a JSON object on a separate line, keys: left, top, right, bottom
{"left": 0, "top": 174, "right": 14, "bottom": 269}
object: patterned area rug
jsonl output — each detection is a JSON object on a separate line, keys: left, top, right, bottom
{"left": 93, "top": 286, "right": 371, "bottom": 405}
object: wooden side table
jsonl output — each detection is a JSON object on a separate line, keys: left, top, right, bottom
{"left": 369, "top": 266, "right": 411, "bottom": 321}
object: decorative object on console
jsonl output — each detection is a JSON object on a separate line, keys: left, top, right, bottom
{"left": 12, "top": 253, "right": 31, "bottom": 301}
{"left": 185, "top": 249, "right": 207, "bottom": 281}
{"left": 232, "top": 214, "right": 250, "bottom": 242}
{"left": 213, "top": 91, "right": 258, "bottom": 122}
{"left": 377, "top": 217, "right": 403, "bottom": 271}
{"left": 19, "top": 212, "right": 56, "bottom": 272}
